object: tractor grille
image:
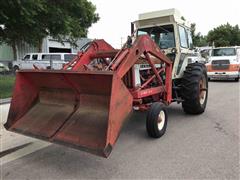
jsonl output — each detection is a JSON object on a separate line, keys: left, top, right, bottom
{"left": 211, "top": 60, "right": 230, "bottom": 70}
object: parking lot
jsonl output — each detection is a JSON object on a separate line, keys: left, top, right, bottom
{"left": 0, "top": 81, "right": 239, "bottom": 179}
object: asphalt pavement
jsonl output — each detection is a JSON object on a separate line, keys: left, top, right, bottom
{"left": 0, "top": 81, "right": 239, "bottom": 179}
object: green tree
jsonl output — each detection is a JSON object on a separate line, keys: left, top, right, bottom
{"left": 190, "top": 23, "right": 208, "bottom": 47}
{"left": 207, "top": 23, "right": 240, "bottom": 47}
{"left": 0, "top": 0, "right": 99, "bottom": 60}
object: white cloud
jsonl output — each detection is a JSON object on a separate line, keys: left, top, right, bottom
{"left": 88, "top": 0, "right": 240, "bottom": 48}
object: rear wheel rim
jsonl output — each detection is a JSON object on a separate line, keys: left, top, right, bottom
{"left": 157, "top": 110, "right": 165, "bottom": 130}
{"left": 199, "top": 77, "right": 207, "bottom": 105}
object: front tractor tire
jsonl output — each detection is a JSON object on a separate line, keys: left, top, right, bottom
{"left": 146, "top": 103, "right": 168, "bottom": 138}
{"left": 181, "top": 63, "right": 208, "bottom": 114}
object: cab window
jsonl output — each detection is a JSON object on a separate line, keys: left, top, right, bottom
{"left": 137, "top": 24, "right": 175, "bottom": 49}
{"left": 159, "top": 30, "right": 175, "bottom": 49}
{"left": 137, "top": 30, "right": 148, "bottom": 35}
{"left": 178, "top": 26, "right": 188, "bottom": 48}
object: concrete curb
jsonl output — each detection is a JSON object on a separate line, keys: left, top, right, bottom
{"left": 0, "top": 98, "right": 11, "bottom": 105}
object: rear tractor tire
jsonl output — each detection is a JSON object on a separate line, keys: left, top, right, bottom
{"left": 181, "top": 63, "right": 208, "bottom": 114}
{"left": 146, "top": 103, "right": 168, "bottom": 138}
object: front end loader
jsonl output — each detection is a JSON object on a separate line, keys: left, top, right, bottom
{"left": 5, "top": 9, "right": 208, "bottom": 158}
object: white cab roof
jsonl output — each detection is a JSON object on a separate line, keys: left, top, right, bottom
{"left": 136, "top": 8, "right": 190, "bottom": 28}
{"left": 139, "top": 8, "right": 181, "bottom": 21}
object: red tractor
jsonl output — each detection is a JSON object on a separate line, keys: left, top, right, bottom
{"left": 5, "top": 9, "right": 208, "bottom": 157}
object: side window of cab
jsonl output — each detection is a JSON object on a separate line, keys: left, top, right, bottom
{"left": 178, "top": 25, "right": 188, "bottom": 48}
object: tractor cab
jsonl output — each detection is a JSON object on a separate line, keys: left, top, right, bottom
{"left": 132, "top": 8, "right": 194, "bottom": 79}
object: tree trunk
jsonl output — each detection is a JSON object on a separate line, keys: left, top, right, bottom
{"left": 11, "top": 42, "right": 17, "bottom": 60}
{"left": 38, "top": 38, "right": 43, "bottom": 52}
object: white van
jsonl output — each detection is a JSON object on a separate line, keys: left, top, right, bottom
{"left": 206, "top": 46, "right": 240, "bottom": 81}
{"left": 13, "top": 53, "right": 77, "bottom": 72}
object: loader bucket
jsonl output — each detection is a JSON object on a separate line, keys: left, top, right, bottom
{"left": 5, "top": 70, "right": 133, "bottom": 157}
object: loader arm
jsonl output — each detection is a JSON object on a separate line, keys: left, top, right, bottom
{"left": 63, "top": 39, "right": 117, "bottom": 71}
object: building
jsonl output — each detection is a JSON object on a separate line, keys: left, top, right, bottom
{"left": 0, "top": 37, "right": 91, "bottom": 68}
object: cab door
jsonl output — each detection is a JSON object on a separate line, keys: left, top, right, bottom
{"left": 173, "top": 25, "right": 193, "bottom": 78}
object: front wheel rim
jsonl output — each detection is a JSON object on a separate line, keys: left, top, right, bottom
{"left": 157, "top": 110, "right": 165, "bottom": 130}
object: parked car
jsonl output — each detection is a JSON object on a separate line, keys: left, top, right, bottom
{"left": 187, "top": 52, "right": 206, "bottom": 64}
{"left": 0, "top": 62, "right": 9, "bottom": 74}
{"left": 206, "top": 46, "right": 240, "bottom": 81}
{"left": 12, "top": 53, "right": 77, "bottom": 72}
